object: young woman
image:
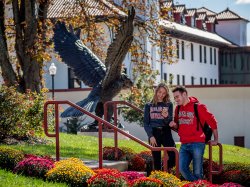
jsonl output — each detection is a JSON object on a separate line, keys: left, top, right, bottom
{"left": 143, "top": 83, "right": 176, "bottom": 171}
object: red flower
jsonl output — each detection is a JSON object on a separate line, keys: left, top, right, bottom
{"left": 131, "top": 177, "right": 163, "bottom": 187}
{"left": 182, "top": 180, "right": 219, "bottom": 187}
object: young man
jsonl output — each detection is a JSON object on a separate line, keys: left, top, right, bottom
{"left": 169, "top": 86, "right": 218, "bottom": 181}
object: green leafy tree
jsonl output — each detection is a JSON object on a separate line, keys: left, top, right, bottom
{"left": 0, "top": 85, "right": 53, "bottom": 140}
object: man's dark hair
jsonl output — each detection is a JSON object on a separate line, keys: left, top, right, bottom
{"left": 172, "top": 86, "right": 187, "bottom": 94}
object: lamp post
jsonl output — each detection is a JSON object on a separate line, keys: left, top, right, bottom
{"left": 49, "top": 63, "right": 57, "bottom": 100}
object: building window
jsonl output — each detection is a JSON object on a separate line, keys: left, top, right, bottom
{"left": 169, "top": 38, "right": 173, "bottom": 57}
{"left": 169, "top": 73, "right": 173, "bottom": 85}
{"left": 210, "top": 79, "right": 213, "bottom": 85}
{"left": 199, "top": 45, "right": 202, "bottom": 63}
{"left": 191, "top": 43, "right": 194, "bottom": 61}
{"left": 164, "top": 73, "right": 167, "bottom": 81}
{"left": 181, "top": 41, "right": 185, "bottom": 59}
{"left": 225, "top": 53, "right": 228, "bottom": 67}
{"left": 230, "top": 53, "right": 233, "bottom": 68}
{"left": 200, "top": 77, "right": 203, "bottom": 85}
{"left": 182, "top": 75, "right": 185, "bottom": 85}
{"left": 214, "top": 48, "right": 216, "bottom": 65}
{"left": 68, "top": 68, "right": 81, "bottom": 89}
{"left": 191, "top": 76, "right": 194, "bottom": 85}
{"left": 234, "top": 55, "right": 236, "bottom": 69}
{"left": 210, "top": 47, "right": 212, "bottom": 64}
{"left": 204, "top": 46, "right": 207, "bottom": 63}
{"left": 241, "top": 56, "right": 244, "bottom": 70}
{"left": 247, "top": 56, "right": 250, "bottom": 70}
{"left": 177, "top": 74, "right": 180, "bottom": 85}
{"left": 204, "top": 78, "right": 207, "bottom": 85}
{"left": 176, "top": 40, "right": 179, "bottom": 59}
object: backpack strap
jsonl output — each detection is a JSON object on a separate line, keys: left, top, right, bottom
{"left": 194, "top": 103, "right": 204, "bottom": 131}
{"left": 176, "top": 105, "right": 181, "bottom": 130}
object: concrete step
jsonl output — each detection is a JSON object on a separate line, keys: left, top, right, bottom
{"left": 83, "top": 159, "right": 128, "bottom": 172}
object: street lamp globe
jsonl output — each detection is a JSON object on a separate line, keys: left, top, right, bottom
{"left": 49, "top": 63, "right": 57, "bottom": 100}
{"left": 49, "top": 62, "right": 57, "bottom": 75}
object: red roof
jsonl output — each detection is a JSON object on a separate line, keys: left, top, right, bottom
{"left": 206, "top": 15, "right": 218, "bottom": 24}
{"left": 47, "top": 0, "right": 127, "bottom": 19}
{"left": 173, "top": 4, "right": 187, "bottom": 13}
{"left": 186, "top": 8, "right": 196, "bottom": 17}
{"left": 196, "top": 12, "right": 207, "bottom": 21}
{"left": 216, "top": 8, "right": 249, "bottom": 22}
{"left": 197, "top": 7, "right": 216, "bottom": 16}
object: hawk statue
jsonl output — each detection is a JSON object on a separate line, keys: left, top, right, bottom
{"left": 53, "top": 7, "right": 135, "bottom": 121}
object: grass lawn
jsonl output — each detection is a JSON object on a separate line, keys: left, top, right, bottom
{"left": 1, "top": 133, "right": 250, "bottom": 164}
{"left": 0, "top": 169, "right": 67, "bottom": 187}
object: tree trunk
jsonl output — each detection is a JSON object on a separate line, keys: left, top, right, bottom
{"left": 0, "top": 1, "right": 17, "bottom": 86}
{"left": 11, "top": 0, "right": 48, "bottom": 92}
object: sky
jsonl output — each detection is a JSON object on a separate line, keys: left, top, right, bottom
{"left": 175, "top": 0, "right": 250, "bottom": 45}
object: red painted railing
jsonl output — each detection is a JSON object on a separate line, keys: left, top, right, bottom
{"left": 103, "top": 101, "right": 179, "bottom": 174}
{"left": 43, "top": 100, "right": 179, "bottom": 177}
{"left": 44, "top": 100, "right": 222, "bottom": 182}
{"left": 208, "top": 142, "right": 223, "bottom": 182}
{"left": 103, "top": 100, "right": 223, "bottom": 182}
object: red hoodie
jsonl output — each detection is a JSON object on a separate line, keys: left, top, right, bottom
{"left": 174, "top": 97, "right": 217, "bottom": 144}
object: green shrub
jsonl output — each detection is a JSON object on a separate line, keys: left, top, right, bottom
{"left": 213, "top": 163, "right": 250, "bottom": 186}
{"left": 203, "top": 158, "right": 220, "bottom": 180}
{"left": 0, "top": 147, "right": 24, "bottom": 170}
{"left": 120, "top": 146, "right": 136, "bottom": 161}
{"left": 138, "top": 151, "right": 153, "bottom": 175}
{"left": 119, "top": 67, "right": 159, "bottom": 125}
{"left": 223, "top": 163, "right": 250, "bottom": 173}
{"left": 128, "top": 155, "right": 146, "bottom": 171}
{"left": 220, "top": 170, "right": 249, "bottom": 187}
{"left": 0, "top": 85, "right": 53, "bottom": 141}
{"left": 46, "top": 158, "right": 95, "bottom": 187}
{"left": 103, "top": 146, "right": 125, "bottom": 161}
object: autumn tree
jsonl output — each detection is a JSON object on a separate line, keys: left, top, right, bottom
{"left": 0, "top": 0, "right": 53, "bottom": 93}
{"left": 0, "top": 0, "right": 128, "bottom": 93}
{"left": 0, "top": 0, "right": 175, "bottom": 97}
{"left": 114, "top": 0, "right": 176, "bottom": 123}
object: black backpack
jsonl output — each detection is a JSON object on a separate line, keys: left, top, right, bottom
{"left": 177, "top": 103, "right": 213, "bottom": 143}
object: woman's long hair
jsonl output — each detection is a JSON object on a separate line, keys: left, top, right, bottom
{"left": 152, "top": 83, "right": 170, "bottom": 105}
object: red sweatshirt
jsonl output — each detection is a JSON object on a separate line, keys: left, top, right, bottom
{"left": 174, "top": 97, "right": 217, "bottom": 144}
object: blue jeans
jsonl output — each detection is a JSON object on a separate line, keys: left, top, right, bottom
{"left": 179, "top": 143, "right": 205, "bottom": 181}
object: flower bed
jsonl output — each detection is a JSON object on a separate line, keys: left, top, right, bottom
{"left": 88, "top": 168, "right": 128, "bottom": 186}
{"left": 14, "top": 155, "right": 54, "bottom": 179}
{"left": 46, "top": 158, "right": 95, "bottom": 187}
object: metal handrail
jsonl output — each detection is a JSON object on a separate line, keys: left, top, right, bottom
{"left": 104, "top": 100, "right": 223, "bottom": 182}
{"left": 104, "top": 101, "right": 179, "bottom": 174}
{"left": 208, "top": 142, "right": 223, "bottom": 182}
{"left": 43, "top": 100, "right": 179, "bottom": 177}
